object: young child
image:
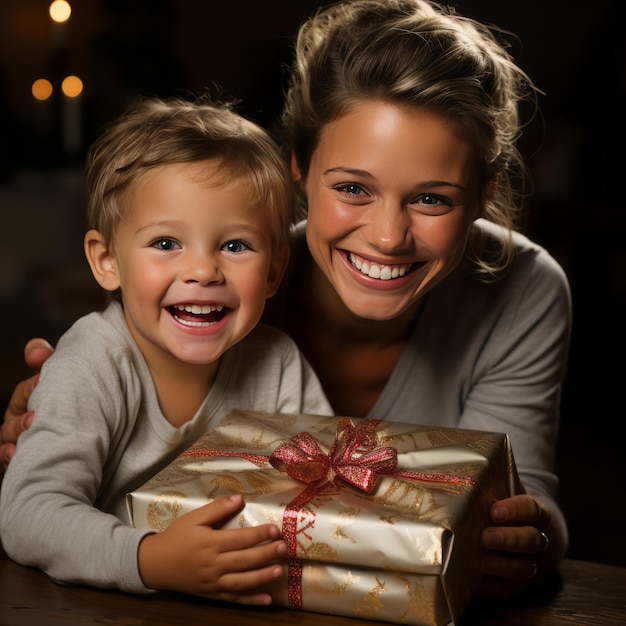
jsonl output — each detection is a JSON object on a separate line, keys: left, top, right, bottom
{"left": 0, "top": 95, "right": 332, "bottom": 605}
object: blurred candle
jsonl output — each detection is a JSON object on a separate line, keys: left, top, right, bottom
{"left": 49, "top": 1, "right": 71, "bottom": 48}
{"left": 61, "top": 75, "right": 83, "bottom": 156}
{"left": 32, "top": 78, "right": 54, "bottom": 137}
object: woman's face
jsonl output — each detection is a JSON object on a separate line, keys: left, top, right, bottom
{"left": 300, "top": 101, "right": 482, "bottom": 322}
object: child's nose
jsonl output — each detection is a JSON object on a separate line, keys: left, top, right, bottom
{"left": 180, "top": 254, "right": 224, "bottom": 285}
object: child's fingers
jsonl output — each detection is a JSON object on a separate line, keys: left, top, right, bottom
{"left": 204, "top": 589, "right": 276, "bottom": 606}
{"left": 179, "top": 495, "right": 284, "bottom": 551}
{"left": 219, "top": 528, "right": 289, "bottom": 571}
{"left": 209, "top": 523, "right": 285, "bottom": 556}
{"left": 176, "top": 494, "right": 245, "bottom": 527}
{"left": 210, "top": 562, "right": 284, "bottom": 598}
{"left": 159, "top": 496, "right": 241, "bottom": 541}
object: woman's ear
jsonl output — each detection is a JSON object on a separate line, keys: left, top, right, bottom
{"left": 478, "top": 177, "right": 498, "bottom": 219}
{"left": 84, "top": 230, "right": 120, "bottom": 291}
{"left": 266, "top": 246, "right": 290, "bottom": 299}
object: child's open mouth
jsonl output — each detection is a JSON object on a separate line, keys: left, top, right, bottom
{"left": 168, "top": 304, "right": 226, "bottom": 327}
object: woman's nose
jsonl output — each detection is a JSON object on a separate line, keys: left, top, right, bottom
{"left": 367, "top": 202, "right": 411, "bottom": 253}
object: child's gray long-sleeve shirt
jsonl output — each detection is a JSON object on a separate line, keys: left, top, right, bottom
{"left": 0, "top": 301, "right": 332, "bottom": 592}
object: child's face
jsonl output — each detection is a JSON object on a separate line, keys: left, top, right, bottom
{"left": 300, "top": 101, "right": 482, "bottom": 323}
{"left": 101, "top": 161, "right": 282, "bottom": 367}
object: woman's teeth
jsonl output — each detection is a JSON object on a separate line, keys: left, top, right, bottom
{"left": 348, "top": 253, "right": 411, "bottom": 280}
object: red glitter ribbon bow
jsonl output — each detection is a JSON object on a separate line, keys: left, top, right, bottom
{"left": 269, "top": 417, "right": 397, "bottom": 493}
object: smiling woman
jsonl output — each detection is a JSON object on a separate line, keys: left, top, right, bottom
{"left": 261, "top": 0, "right": 573, "bottom": 600}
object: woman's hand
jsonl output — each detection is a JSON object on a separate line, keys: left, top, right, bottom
{"left": 0, "top": 339, "right": 54, "bottom": 471}
{"left": 477, "top": 494, "right": 563, "bottom": 599}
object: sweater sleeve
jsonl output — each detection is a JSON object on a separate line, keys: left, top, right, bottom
{"left": 459, "top": 247, "right": 571, "bottom": 545}
{"left": 0, "top": 352, "right": 153, "bottom": 593}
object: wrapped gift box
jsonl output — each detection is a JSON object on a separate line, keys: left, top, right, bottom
{"left": 127, "top": 410, "right": 522, "bottom": 626}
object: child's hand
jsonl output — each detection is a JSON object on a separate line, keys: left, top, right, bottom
{"left": 138, "top": 493, "right": 287, "bottom": 605}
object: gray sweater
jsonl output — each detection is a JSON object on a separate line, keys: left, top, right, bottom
{"left": 0, "top": 301, "right": 332, "bottom": 592}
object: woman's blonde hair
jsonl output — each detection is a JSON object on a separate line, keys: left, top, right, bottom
{"left": 282, "top": 0, "right": 540, "bottom": 275}
{"left": 87, "top": 94, "right": 294, "bottom": 259}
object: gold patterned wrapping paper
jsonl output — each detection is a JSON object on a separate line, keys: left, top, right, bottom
{"left": 127, "top": 410, "right": 522, "bottom": 626}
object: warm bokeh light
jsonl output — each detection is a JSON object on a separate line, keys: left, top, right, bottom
{"left": 32, "top": 78, "right": 54, "bottom": 101}
{"left": 49, "top": 0, "right": 72, "bottom": 23}
{"left": 61, "top": 75, "right": 83, "bottom": 98}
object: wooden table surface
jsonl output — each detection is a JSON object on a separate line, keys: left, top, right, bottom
{"left": 1, "top": 550, "right": 625, "bottom": 625}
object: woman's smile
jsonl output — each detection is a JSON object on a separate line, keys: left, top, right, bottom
{"left": 346, "top": 251, "right": 422, "bottom": 281}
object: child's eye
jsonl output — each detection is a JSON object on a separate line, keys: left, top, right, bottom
{"left": 334, "top": 183, "right": 368, "bottom": 197}
{"left": 222, "top": 240, "right": 249, "bottom": 254}
{"left": 150, "top": 238, "right": 181, "bottom": 251}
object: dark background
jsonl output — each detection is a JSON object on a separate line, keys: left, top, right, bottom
{"left": 0, "top": 1, "right": 624, "bottom": 567}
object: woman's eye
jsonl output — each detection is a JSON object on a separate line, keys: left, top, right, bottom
{"left": 222, "top": 240, "right": 249, "bottom": 254}
{"left": 412, "top": 194, "right": 455, "bottom": 214}
{"left": 150, "top": 238, "right": 180, "bottom": 251}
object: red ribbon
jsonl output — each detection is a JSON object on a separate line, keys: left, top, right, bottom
{"left": 269, "top": 418, "right": 403, "bottom": 608}
{"left": 269, "top": 417, "right": 398, "bottom": 493}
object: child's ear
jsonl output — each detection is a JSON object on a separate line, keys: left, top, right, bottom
{"left": 84, "top": 229, "right": 120, "bottom": 291}
{"left": 266, "top": 246, "right": 290, "bottom": 299}
{"left": 290, "top": 152, "right": 302, "bottom": 183}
